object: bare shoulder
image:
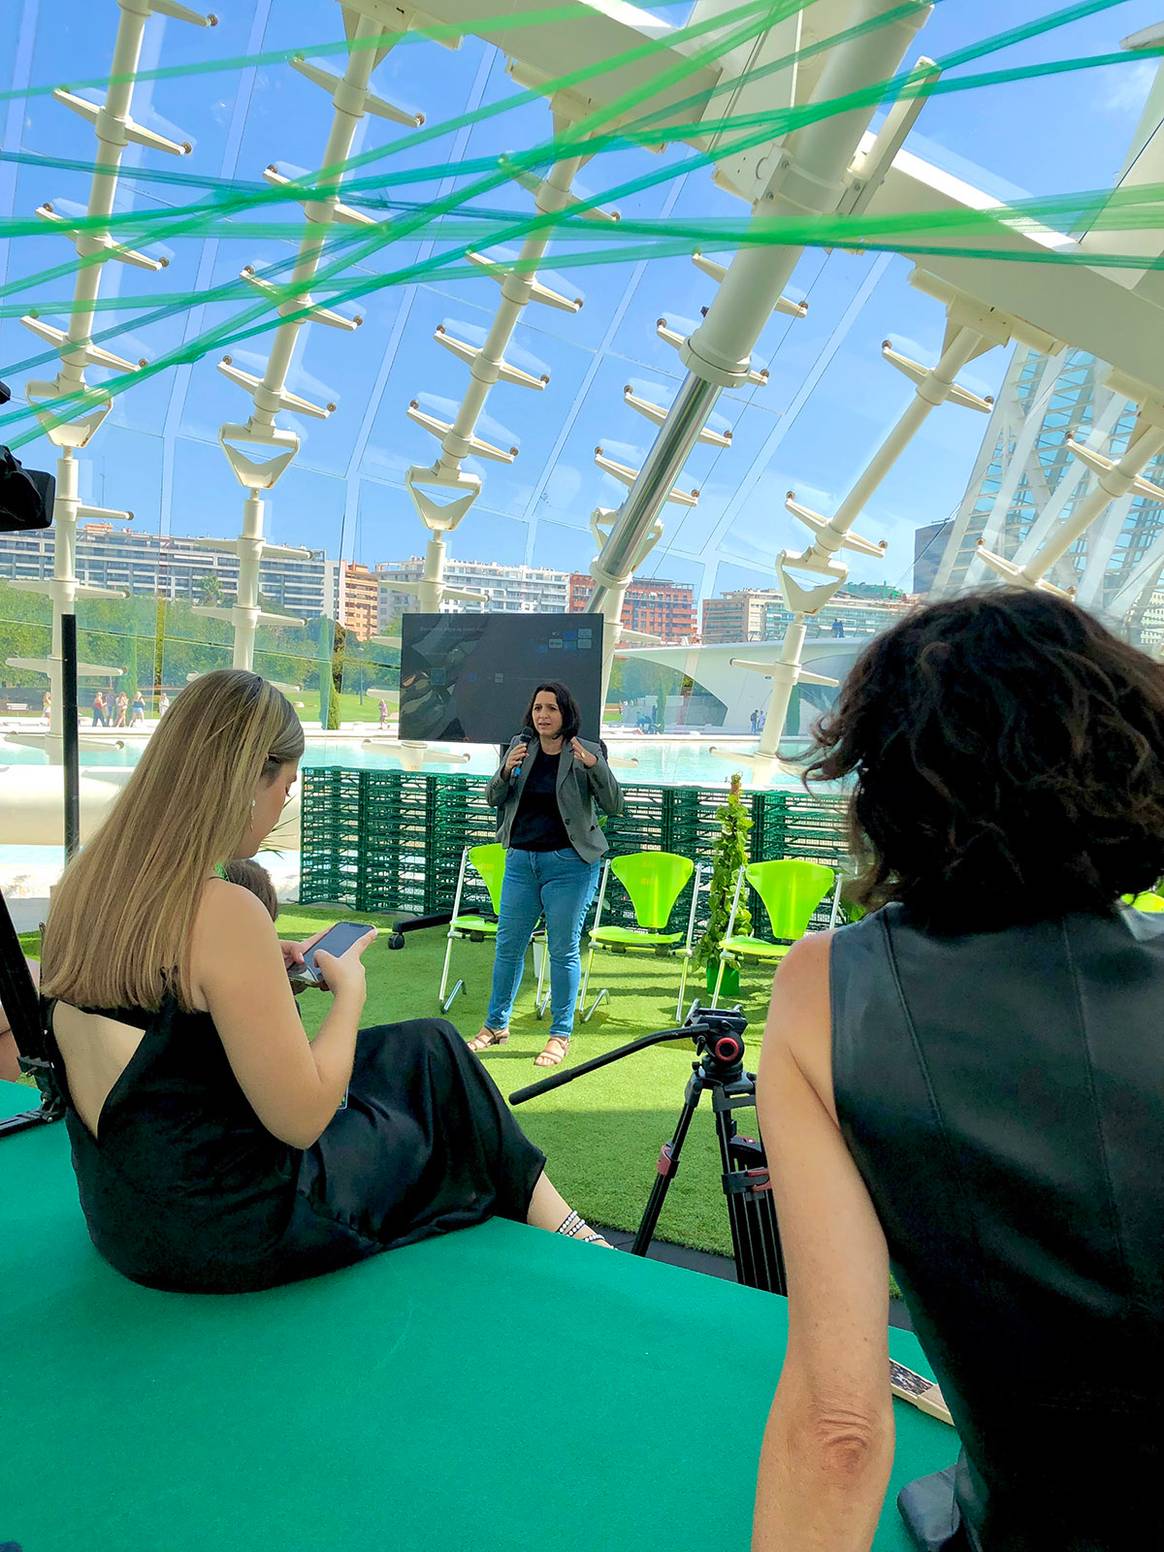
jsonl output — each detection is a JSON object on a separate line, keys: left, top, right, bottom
{"left": 191, "top": 879, "right": 277, "bottom": 961}
{"left": 194, "top": 877, "right": 272, "bottom": 934}
{"left": 767, "top": 930, "right": 836, "bottom": 1115}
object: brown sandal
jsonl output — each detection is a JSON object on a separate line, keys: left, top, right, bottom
{"left": 467, "top": 1027, "right": 509, "bottom": 1053}
{"left": 534, "top": 1035, "right": 569, "bottom": 1068}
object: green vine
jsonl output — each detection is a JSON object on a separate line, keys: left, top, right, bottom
{"left": 695, "top": 772, "right": 752, "bottom": 969}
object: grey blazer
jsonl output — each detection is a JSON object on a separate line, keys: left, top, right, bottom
{"left": 485, "top": 735, "right": 623, "bottom": 865}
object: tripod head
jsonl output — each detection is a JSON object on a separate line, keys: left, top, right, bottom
{"left": 509, "top": 999, "right": 750, "bottom": 1106}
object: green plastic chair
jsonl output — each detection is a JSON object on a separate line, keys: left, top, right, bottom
{"left": 711, "top": 858, "right": 837, "bottom": 1007}
{"left": 1128, "top": 890, "right": 1164, "bottom": 913}
{"left": 438, "top": 844, "right": 508, "bottom": 1012}
{"left": 579, "top": 851, "right": 703, "bottom": 1021}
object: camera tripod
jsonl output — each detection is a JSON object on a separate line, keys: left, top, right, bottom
{"left": 510, "top": 1002, "right": 786, "bottom": 1294}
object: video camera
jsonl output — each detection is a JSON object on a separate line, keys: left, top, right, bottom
{"left": 0, "top": 380, "right": 54, "bottom": 533}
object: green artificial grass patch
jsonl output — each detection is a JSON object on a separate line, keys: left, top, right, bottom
{"left": 282, "top": 905, "right": 774, "bottom": 1259}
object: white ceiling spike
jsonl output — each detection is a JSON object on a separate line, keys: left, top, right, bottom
{"left": 289, "top": 57, "right": 424, "bottom": 126}
{"left": 623, "top": 385, "right": 731, "bottom": 445}
{"left": 36, "top": 203, "right": 168, "bottom": 270}
{"left": 656, "top": 315, "right": 769, "bottom": 385}
{"left": 53, "top": 91, "right": 193, "bottom": 156}
{"left": 497, "top": 157, "right": 620, "bottom": 221}
{"left": 594, "top": 447, "right": 698, "bottom": 507}
{"left": 20, "top": 316, "right": 147, "bottom": 374}
{"left": 433, "top": 325, "right": 549, "bottom": 390}
{"left": 1066, "top": 434, "right": 1164, "bottom": 502}
{"left": 881, "top": 340, "right": 993, "bottom": 412}
{"left": 149, "top": 0, "right": 219, "bottom": 24}
{"left": 218, "top": 357, "right": 336, "bottom": 420}
{"left": 240, "top": 267, "right": 364, "bottom": 330}
{"left": 465, "top": 252, "right": 583, "bottom": 313}
{"left": 407, "top": 401, "right": 519, "bottom": 463}
{"left": 784, "top": 491, "right": 887, "bottom": 558}
{"left": 262, "top": 165, "right": 381, "bottom": 227}
{"left": 691, "top": 253, "right": 807, "bottom": 317}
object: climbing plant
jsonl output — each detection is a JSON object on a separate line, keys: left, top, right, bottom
{"left": 695, "top": 772, "right": 752, "bottom": 969}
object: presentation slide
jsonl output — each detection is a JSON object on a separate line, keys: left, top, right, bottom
{"left": 398, "top": 613, "right": 604, "bottom": 744}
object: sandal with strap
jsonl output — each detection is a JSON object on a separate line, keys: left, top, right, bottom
{"left": 467, "top": 1027, "right": 509, "bottom": 1053}
{"left": 534, "top": 1035, "right": 569, "bottom": 1068}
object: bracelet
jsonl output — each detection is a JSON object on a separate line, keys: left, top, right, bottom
{"left": 555, "top": 1209, "right": 583, "bottom": 1236}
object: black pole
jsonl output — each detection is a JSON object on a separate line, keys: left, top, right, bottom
{"left": 61, "top": 610, "right": 80, "bottom": 860}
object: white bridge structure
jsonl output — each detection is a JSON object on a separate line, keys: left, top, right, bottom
{"left": 5, "top": 1, "right": 1164, "bottom": 776}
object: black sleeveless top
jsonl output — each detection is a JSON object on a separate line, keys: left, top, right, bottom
{"left": 831, "top": 904, "right": 1164, "bottom": 1551}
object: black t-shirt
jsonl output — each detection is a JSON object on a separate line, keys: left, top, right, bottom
{"left": 509, "top": 749, "right": 572, "bottom": 853}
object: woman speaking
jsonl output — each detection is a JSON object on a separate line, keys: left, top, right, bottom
{"left": 469, "top": 680, "right": 622, "bottom": 1068}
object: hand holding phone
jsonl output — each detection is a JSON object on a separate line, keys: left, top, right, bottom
{"left": 290, "top": 921, "right": 376, "bottom": 994}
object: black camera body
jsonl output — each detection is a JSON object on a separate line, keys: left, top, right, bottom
{"left": 0, "top": 382, "right": 54, "bottom": 532}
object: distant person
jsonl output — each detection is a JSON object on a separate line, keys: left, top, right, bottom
{"left": 751, "top": 590, "right": 1164, "bottom": 1552}
{"left": 750, "top": 707, "right": 759, "bottom": 733}
{"left": 130, "top": 692, "right": 145, "bottom": 726}
{"left": 757, "top": 709, "right": 766, "bottom": 731}
{"left": 377, "top": 698, "right": 388, "bottom": 730}
{"left": 114, "top": 691, "right": 129, "bottom": 728}
{"left": 832, "top": 616, "right": 845, "bottom": 638}
{"left": 39, "top": 669, "right": 612, "bottom": 1294}
{"left": 158, "top": 691, "right": 170, "bottom": 717}
{"left": 42, "top": 690, "right": 51, "bottom": 723}
{"left": 91, "top": 692, "right": 108, "bottom": 728}
{"left": 471, "top": 680, "right": 622, "bottom": 1069}
{"left": 0, "top": 957, "right": 40, "bottom": 1084}
{"left": 220, "top": 857, "right": 279, "bottom": 922}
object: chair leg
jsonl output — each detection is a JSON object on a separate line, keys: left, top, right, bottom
{"left": 578, "top": 945, "right": 594, "bottom": 1010}
{"left": 532, "top": 932, "right": 549, "bottom": 1018}
{"left": 675, "top": 955, "right": 690, "bottom": 1021}
{"left": 441, "top": 978, "right": 465, "bottom": 1013}
{"left": 437, "top": 933, "right": 455, "bottom": 1005}
{"left": 578, "top": 946, "right": 608, "bottom": 1022}
{"left": 711, "top": 953, "right": 727, "bottom": 1009}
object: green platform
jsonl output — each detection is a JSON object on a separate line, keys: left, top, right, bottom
{"left": 0, "top": 1083, "right": 956, "bottom": 1552}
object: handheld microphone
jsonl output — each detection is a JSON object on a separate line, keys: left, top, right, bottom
{"left": 513, "top": 726, "right": 535, "bottom": 779}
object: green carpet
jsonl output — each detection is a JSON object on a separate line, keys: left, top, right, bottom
{"left": 0, "top": 1082, "right": 958, "bottom": 1552}
{"left": 282, "top": 906, "right": 774, "bottom": 1259}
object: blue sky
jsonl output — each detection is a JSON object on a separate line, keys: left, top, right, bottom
{"left": 2, "top": 0, "right": 1161, "bottom": 606}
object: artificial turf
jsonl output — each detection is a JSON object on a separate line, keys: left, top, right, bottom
{"left": 281, "top": 904, "right": 775, "bottom": 1259}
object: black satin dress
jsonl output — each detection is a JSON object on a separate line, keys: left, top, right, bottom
{"left": 46, "top": 999, "right": 546, "bottom": 1294}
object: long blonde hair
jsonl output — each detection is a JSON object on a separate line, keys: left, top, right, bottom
{"left": 42, "top": 670, "right": 304, "bottom": 1012}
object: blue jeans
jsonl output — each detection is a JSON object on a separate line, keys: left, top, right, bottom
{"left": 485, "top": 847, "right": 600, "bottom": 1040}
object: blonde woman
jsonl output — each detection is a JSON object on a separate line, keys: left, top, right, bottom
{"left": 41, "top": 670, "right": 608, "bottom": 1294}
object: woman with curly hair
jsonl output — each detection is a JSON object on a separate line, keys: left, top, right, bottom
{"left": 750, "top": 589, "right": 1164, "bottom": 1552}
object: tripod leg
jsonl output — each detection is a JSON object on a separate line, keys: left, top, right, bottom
{"left": 632, "top": 1074, "right": 703, "bottom": 1257}
{"left": 715, "top": 1097, "right": 787, "bottom": 1294}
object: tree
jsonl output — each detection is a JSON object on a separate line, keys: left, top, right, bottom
{"left": 196, "top": 574, "right": 224, "bottom": 608}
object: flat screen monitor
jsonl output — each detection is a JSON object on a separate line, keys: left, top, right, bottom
{"left": 398, "top": 613, "right": 604, "bottom": 744}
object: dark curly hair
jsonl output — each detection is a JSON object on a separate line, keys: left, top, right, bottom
{"left": 805, "top": 588, "right": 1164, "bottom": 933}
{"left": 521, "top": 681, "right": 582, "bottom": 742}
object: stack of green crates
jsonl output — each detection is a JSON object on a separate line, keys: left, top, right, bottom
{"left": 299, "top": 770, "right": 849, "bottom": 931}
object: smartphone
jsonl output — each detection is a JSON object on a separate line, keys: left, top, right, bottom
{"left": 291, "top": 921, "right": 374, "bottom": 987}
{"left": 889, "top": 1360, "right": 954, "bottom": 1426}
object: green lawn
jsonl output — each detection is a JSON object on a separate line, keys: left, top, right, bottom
{"left": 281, "top": 904, "right": 775, "bottom": 1258}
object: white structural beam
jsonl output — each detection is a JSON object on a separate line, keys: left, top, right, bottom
{"left": 745, "top": 282, "right": 1051, "bottom": 763}
{"left": 402, "top": 99, "right": 606, "bottom": 611}
{"left": 583, "top": 0, "right": 934, "bottom": 691}
{"left": 17, "top": 0, "right": 213, "bottom": 758}
{"left": 977, "top": 373, "right": 1164, "bottom": 597}
{"left": 212, "top": 2, "right": 418, "bottom": 671}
